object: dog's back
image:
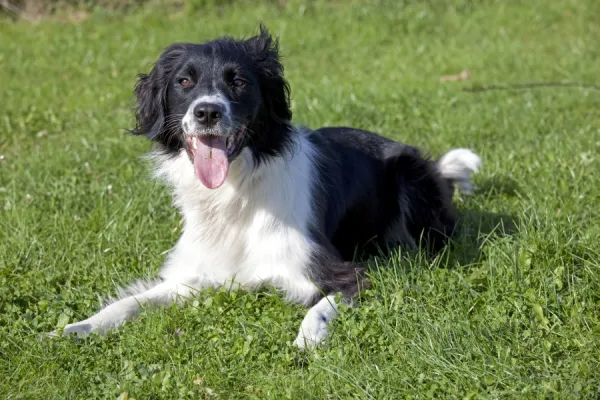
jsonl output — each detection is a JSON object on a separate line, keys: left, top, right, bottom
{"left": 309, "top": 127, "right": 480, "bottom": 259}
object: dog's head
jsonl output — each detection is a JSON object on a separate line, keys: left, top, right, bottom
{"left": 132, "top": 25, "right": 292, "bottom": 189}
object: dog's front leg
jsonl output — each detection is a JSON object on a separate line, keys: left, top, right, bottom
{"left": 294, "top": 260, "right": 367, "bottom": 349}
{"left": 294, "top": 294, "right": 340, "bottom": 349}
{"left": 56, "top": 278, "right": 204, "bottom": 337}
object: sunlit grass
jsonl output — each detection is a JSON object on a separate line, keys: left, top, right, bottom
{"left": 1, "top": 0, "right": 599, "bottom": 397}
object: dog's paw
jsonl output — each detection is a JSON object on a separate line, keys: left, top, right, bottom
{"left": 294, "top": 296, "right": 339, "bottom": 350}
{"left": 61, "top": 321, "right": 95, "bottom": 337}
{"left": 46, "top": 320, "right": 96, "bottom": 339}
{"left": 293, "top": 314, "right": 329, "bottom": 350}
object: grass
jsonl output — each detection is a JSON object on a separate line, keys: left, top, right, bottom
{"left": 1, "top": 0, "right": 600, "bottom": 398}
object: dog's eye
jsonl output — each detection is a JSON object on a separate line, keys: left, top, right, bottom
{"left": 178, "top": 78, "right": 192, "bottom": 88}
{"left": 232, "top": 78, "right": 246, "bottom": 88}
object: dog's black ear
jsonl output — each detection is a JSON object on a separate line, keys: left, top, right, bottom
{"left": 132, "top": 44, "right": 187, "bottom": 139}
{"left": 245, "top": 24, "right": 292, "bottom": 124}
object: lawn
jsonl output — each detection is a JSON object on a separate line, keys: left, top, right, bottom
{"left": 1, "top": 0, "right": 599, "bottom": 398}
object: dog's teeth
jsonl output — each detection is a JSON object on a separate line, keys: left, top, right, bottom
{"left": 192, "top": 138, "right": 198, "bottom": 150}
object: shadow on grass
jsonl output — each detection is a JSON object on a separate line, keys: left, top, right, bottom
{"left": 443, "top": 175, "right": 520, "bottom": 265}
{"left": 450, "top": 208, "right": 517, "bottom": 265}
{"left": 447, "top": 174, "right": 521, "bottom": 266}
{"left": 450, "top": 175, "right": 521, "bottom": 264}
{"left": 476, "top": 175, "right": 522, "bottom": 198}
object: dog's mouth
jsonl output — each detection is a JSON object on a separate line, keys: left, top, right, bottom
{"left": 185, "top": 126, "right": 246, "bottom": 189}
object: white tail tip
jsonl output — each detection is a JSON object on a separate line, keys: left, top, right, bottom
{"left": 438, "top": 148, "right": 482, "bottom": 195}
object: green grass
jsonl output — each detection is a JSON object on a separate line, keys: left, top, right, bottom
{"left": 1, "top": 0, "right": 600, "bottom": 398}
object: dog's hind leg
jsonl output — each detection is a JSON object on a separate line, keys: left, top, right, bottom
{"left": 387, "top": 148, "right": 460, "bottom": 252}
{"left": 56, "top": 278, "right": 205, "bottom": 337}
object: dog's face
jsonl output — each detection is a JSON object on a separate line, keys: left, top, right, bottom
{"left": 132, "top": 26, "right": 292, "bottom": 189}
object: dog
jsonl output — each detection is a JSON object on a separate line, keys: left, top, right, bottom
{"left": 56, "top": 26, "right": 481, "bottom": 349}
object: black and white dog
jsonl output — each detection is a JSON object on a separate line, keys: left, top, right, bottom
{"left": 58, "top": 27, "right": 481, "bottom": 348}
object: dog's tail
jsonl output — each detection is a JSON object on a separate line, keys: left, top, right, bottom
{"left": 437, "top": 148, "right": 481, "bottom": 195}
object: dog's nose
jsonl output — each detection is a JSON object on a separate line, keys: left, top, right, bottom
{"left": 193, "top": 103, "right": 223, "bottom": 127}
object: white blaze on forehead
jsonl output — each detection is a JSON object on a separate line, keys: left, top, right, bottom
{"left": 181, "top": 93, "right": 232, "bottom": 135}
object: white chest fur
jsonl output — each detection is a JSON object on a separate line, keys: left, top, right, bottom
{"left": 152, "top": 130, "right": 321, "bottom": 305}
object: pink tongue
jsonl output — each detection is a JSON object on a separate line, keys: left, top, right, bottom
{"left": 193, "top": 136, "right": 229, "bottom": 189}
